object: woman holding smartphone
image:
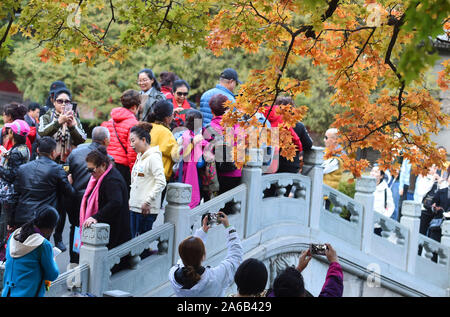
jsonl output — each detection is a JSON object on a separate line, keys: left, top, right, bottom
{"left": 38, "top": 88, "right": 87, "bottom": 164}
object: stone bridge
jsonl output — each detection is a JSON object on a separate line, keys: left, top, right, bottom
{"left": 2, "top": 147, "right": 449, "bottom": 297}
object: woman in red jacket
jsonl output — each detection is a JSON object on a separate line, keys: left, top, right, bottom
{"left": 101, "top": 90, "right": 139, "bottom": 192}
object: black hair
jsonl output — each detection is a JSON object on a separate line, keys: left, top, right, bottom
{"left": 234, "top": 258, "right": 268, "bottom": 296}
{"left": 159, "top": 71, "right": 179, "bottom": 87}
{"left": 130, "top": 122, "right": 153, "bottom": 144}
{"left": 28, "top": 102, "right": 41, "bottom": 112}
{"left": 138, "top": 68, "right": 161, "bottom": 91}
{"left": 3, "top": 102, "right": 27, "bottom": 121}
{"left": 54, "top": 88, "right": 72, "bottom": 100}
{"left": 15, "top": 205, "right": 59, "bottom": 243}
{"left": 173, "top": 79, "right": 190, "bottom": 92}
{"left": 147, "top": 100, "right": 173, "bottom": 123}
{"left": 273, "top": 266, "right": 305, "bottom": 297}
{"left": 86, "top": 145, "right": 110, "bottom": 167}
{"left": 184, "top": 109, "right": 203, "bottom": 132}
{"left": 38, "top": 136, "right": 57, "bottom": 155}
{"left": 12, "top": 132, "right": 26, "bottom": 146}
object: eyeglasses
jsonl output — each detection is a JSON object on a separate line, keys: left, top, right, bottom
{"left": 176, "top": 92, "right": 188, "bottom": 97}
{"left": 56, "top": 99, "right": 72, "bottom": 105}
{"left": 87, "top": 167, "right": 96, "bottom": 174}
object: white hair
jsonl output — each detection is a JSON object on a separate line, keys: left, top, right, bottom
{"left": 92, "top": 126, "right": 110, "bottom": 144}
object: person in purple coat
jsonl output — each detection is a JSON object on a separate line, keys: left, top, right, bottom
{"left": 268, "top": 243, "right": 343, "bottom": 297}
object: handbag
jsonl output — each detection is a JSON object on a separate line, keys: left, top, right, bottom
{"left": 427, "top": 217, "right": 444, "bottom": 237}
{"left": 200, "top": 161, "right": 220, "bottom": 193}
{"left": 73, "top": 226, "right": 81, "bottom": 254}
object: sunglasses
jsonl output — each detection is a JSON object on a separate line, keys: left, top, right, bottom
{"left": 56, "top": 99, "right": 72, "bottom": 105}
{"left": 86, "top": 167, "right": 96, "bottom": 174}
{"left": 176, "top": 92, "right": 188, "bottom": 97}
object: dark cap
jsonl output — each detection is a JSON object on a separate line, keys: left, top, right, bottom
{"left": 49, "top": 81, "right": 67, "bottom": 94}
{"left": 220, "top": 68, "right": 242, "bottom": 84}
{"left": 53, "top": 87, "right": 72, "bottom": 99}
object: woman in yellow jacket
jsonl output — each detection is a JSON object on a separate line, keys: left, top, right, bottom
{"left": 146, "top": 100, "right": 179, "bottom": 179}
{"left": 146, "top": 100, "right": 179, "bottom": 206}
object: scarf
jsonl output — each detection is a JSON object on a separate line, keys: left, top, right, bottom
{"left": 53, "top": 111, "right": 72, "bottom": 162}
{"left": 178, "top": 130, "right": 205, "bottom": 209}
{"left": 79, "top": 163, "right": 113, "bottom": 233}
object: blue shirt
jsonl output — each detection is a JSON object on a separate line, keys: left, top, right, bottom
{"left": 199, "top": 84, "right": 236, "bottom": 127}
{"left": 2, "top": 237, "right": 59, "bottom": 297}
{"left": 399, "top": 158, "right": 411, "bottom": 190}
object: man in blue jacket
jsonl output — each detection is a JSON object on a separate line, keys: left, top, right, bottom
{"left": 199, "top": 68, "right": 242, "bottom": 127}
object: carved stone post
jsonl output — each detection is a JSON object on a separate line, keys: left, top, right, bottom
{"left": 164, "top": 183, "right": 192, "bottom": 264}
{"left": 241, "top": 148, "right": 263, "bottom": 238}
{"left": 302, "top": 147, "right": 324, "bottom": 230}
{"left": 79, "top": 223, "right": 110, "bottom": 297}
{"left": 400, "top": 200, "right": 421, "bottom": 274}
{"left": 354, "top": 176, "right": 376, "bottom": 253}
{"left": 441, "top": 221, "right": 450, "bottom": 248}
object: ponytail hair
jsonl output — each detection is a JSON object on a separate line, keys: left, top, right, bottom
{"left": 130, "top": 122, "right": 153, "bottom": 144}
{"left": 178, "top": 236, "right": 206, "bottom": 285}
{"left": 15, "top": 205, "right": 59, "bottom": 243}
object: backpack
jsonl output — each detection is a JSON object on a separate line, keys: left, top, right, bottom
{"left": 203, "top": 124, "right": 237, "bottom": 173}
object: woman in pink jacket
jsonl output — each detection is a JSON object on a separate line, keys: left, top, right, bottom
{"left": 204, "top": 94, "right": 243, "bottom": 214}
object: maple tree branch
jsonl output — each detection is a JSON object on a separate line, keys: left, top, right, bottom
{"left": 100, "top": 0, "right": 116, "bottom": 41}
{"left": 259, "top": 0, "right": 340, "bottom": 126}
{"left": 0, "top": 11, "right": 15, "bottom": 51}
{"left": 156, "top": 0, "right": 173, "bottom": 35}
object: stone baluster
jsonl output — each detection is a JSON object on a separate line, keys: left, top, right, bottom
{"left": 400, "top": 200, "right": 421, "bottom": 274}
{"left": 241, "top": 148, "right": 263, "bottom": 238}
{"left": 441, "top": 220, "right": 450, "bottom": 248}
{"left": 79, "top": 223, "right": 110, "bottom": 297}
{"left": 302, "top": 147, "right": 324, "bottom": 230}
{"left": 354, "top": 176, "right": 376, "bottom": 253}
{"left": 163, "top": 183, "right": 192, "bottom": 265}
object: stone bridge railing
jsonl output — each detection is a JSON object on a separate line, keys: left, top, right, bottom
{"left": 2, "top": 146, "right": 450, "bottom": 297}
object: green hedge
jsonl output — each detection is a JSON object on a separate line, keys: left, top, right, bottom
{"left": 80, "top": 118, "right": 104, "bottom": 139}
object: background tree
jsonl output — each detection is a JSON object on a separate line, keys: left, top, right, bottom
{"left": 1, "top": 0, "right": 449, "bottom": 177}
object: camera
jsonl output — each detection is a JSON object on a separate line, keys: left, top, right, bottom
{"left": 202, "top": 212, "right": 222, "bottom": 226}
{"left": 310, "top": 243, "right": 327, "bottom": 255}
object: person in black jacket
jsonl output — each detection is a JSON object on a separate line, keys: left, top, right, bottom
{"left": 65, "top": 126, "right": 112, "bottom": 264}
{"left": 13, "top": 137, "right": 75, "bottom": 237}
{"left": 429, "top": 177, "right": 450, "bottom": 243}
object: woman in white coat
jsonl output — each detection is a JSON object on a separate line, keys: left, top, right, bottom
{"left": 128, "top": 122, "right": 166, "bottom": 238}
{"left": 168, "top": 212, "right": 243, "bottom": 297}
{"left": 370, "top": 166, "right": 395, "bottom": 218}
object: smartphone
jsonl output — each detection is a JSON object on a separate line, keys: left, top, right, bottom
{"left": 64, "top": 103, "right": 73, "bottom": 114}
{"left": 310, "top": 243, "right": 327, "bottom": 255}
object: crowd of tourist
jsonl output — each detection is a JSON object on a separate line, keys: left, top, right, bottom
{"left": 0, "top": 66, "right": 446, "bottom": 298}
